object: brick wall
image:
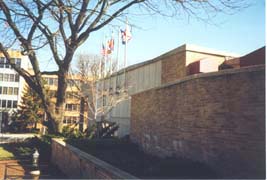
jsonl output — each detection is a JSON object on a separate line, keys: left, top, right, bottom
{"left": 161, "top": 52, "right": 186, "bottom": 84}
{"left": 131, "top": 65, "right": 265, "bottom": 178}
{"left": 51, "top": 138, "right": 137, "bottom": 179}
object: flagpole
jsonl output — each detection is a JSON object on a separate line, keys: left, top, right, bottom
{"left": 116, "top": 28, "right": 120, "bottom": 72}
{"left": 124, "top": 19, "right": 128, "bottom": 90}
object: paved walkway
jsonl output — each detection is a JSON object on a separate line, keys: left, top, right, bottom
{"left": 0, "top": 159, "right": 66, "bottom": 179}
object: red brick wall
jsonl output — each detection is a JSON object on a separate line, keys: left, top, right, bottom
{"left": 131, "top": 65, "right": 265, "bottom": 178}
{"left": 161, "top": 52, "right": 186, "bottom": 84}
{"left": 240, "top": 46, "right": 265, "bottom": 67}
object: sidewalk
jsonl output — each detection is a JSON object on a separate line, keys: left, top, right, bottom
{"left": 0, "top": 159, "right": 66, "bottom": 179}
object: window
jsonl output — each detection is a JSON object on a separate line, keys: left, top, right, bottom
{"left": 0, "top": 57, "right": 4, "bottom": 68}
{"left": 65, "top": 104, "right": 79, "bottom": 111}
{"left": 3, "top": 74, "right": 8, "bottom": 81}
{"left": 15, "top": 74, "right": 19, "bottom": 82}
{"left": 49, "top": 78, "right": 54, "bottom": 85}
{"left": 0, "top": 73, "right": 3, "bottom": 81}
{"left": 15, "top": 58, "right": 21, "bottom": 68}
{"left": 9, "top": 74, "right": 15, "bottom": 82}
{"left": 54, "top": 78, "right": 58, "bottom": 86}
{"left": 13, "top": 88, "right": 18, "bottom": 95}
{"left": 13, "top": 101, "right": 17, "bottom": 108}
{"left": 3, "top": 87, "right": 7, "bottom": 94}
{"left": 63, "top": 116, "right": 79, "bottom": 124}
{"left": 8, "top": 87, "right": 13, "bottom": 95}
{"left": 2, "top": 100, "right": 6, "bottom": 108}
{"left": 7, "top": 100, "right": 12, "bottom": 108}
{"left": 0, "top": 87, "right": 2, "bottom": 94}
{"left": 5, "top": 58, "right": 11, "bottom": 68}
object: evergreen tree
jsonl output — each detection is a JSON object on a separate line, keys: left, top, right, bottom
{"left": 13, "top": 86, "right": 45, "bottom": 131}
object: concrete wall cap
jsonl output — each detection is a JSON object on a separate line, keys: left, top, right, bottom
{"left": 132, "top": 64, "right": 265, "bottom": 95}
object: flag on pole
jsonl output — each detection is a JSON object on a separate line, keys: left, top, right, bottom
{"left": 121, "top": 23, "right": 132, "bottom": 45}
{"left": 101, "top": 43, "right": 107, "bottom": 56}
{"left": 108, "top": 38, "right": 114, "bottom": 51}
{"left": 107, "top": 38, "right": 114, "bottom": 54}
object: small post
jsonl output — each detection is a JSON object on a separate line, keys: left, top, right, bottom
{"left": 30, "top": 148, "right": 40, "bottom": 179}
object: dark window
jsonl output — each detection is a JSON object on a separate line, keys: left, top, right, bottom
{"left": 7, "top": 100, "right": 12, "bottom": 108}
{"left": 0, "top": 73, "right": 3, "bottom": 81}
{"left": 0, "top": 87, "right": 2, "bottom": 94}
{"left": 13, "top": 101, "right": 17, "bottom": 108}
{"left": 15, "top": 58, "right": 21, "bottom": 68}
{"left": 2, "top": 100, "right": 6, "bottom": 108}
{"left": 0, "top": 57, "right": 4, "bottom": 68}
{"left": 5, "top": 58, "right": 11, "bottom": 68}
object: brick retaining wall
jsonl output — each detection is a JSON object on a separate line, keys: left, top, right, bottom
{"left": 51, "top": 138, "right": 137, "bottom": 179}
{"left": 131, "top": 65, "right": 265, "bottom": 178}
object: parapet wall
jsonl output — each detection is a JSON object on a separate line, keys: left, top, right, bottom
{"left": 131, "top": 65, "right": 265, "bottom": 178}
{"left": 51, "top": 138, "right": 136, "bottom": 179}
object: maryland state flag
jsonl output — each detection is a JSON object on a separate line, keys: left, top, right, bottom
{"left": 107, "top": 38, "right": 114, "bottom": 54}
{"left": 121, "top": 23, "right": 132, "bottom": 45}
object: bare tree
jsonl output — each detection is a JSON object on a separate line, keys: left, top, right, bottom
{"left": 74, "top": 54, "right": 128, "bottom": 128}
{"left": 0, "top": 0, "right": 248, "bottom": 133}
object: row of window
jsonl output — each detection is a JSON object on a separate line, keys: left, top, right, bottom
{"left": 44, "top": 77, "right": 58, "bottom": 86}
{"left": 48, "top": 91, "right": 79, "bottom": 100}
{"left": 0, "top": 73, "right": 20, "bottom": 82}
{"left": 0, "top": 99, "right": 18, "bottom": 109}
{"left": 65, "top": 104, "right": 80, "bottom": 111}
{"left": 0, "top": 86, "right": 19, "bottom": 95}
{"left": 63, "top": 116, "right": 79, "bottom": 124}
{"left": 44, "top": 77, "right": 81, "bottom": 87}
{"left": 66, "top": 92, "right": 79, "bottom": 100}
{"left": 0, "top": 57, "right": 21, "bottom": 69}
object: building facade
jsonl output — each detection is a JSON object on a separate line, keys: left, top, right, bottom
{"left": 43, "top": 74, "right": 88, "bottom": 131}
{"left": 0, "top": 50, "right": 29, "bottom": 132}
{"left": 96, "top": 44, "right": 239, "bottom": 137}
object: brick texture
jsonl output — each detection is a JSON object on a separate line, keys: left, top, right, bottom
{"left": 161, "top": 52, "right": 186, "bottom": 84}
{"left": 131, "top": 65, "right": 265, "bottom": 178}
{"left": 51, "top": 139, "right": 137, "bottom": 179}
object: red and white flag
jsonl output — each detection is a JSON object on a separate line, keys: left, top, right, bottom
{"left": 101, "top": 43, "right": 107, "bottom": 56}
{"left": 121, "top": 23, "right": 132, "bottom": 45}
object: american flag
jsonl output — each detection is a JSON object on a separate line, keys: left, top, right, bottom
{"left": 101, "top": 43, "right": 107, "bottom": 56}
{"left": 121, "top": 24, "right": 132, "bottom": 45}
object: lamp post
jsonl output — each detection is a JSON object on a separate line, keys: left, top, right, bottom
{"left": 30, "top": 148, "right": 40, "bottom": 179}
{"left": 32, "top": 149, "right": 39, "bottom": 167}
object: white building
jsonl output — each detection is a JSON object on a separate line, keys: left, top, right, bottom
{"left": 95, "top": 44, "right": 238, "bottom": 137}
{"left": 0, "top": 50, "right": 29, "bottom": 132}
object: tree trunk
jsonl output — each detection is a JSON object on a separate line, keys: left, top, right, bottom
{"left": 79, "top": 96, "right": 85, "bottom": 132}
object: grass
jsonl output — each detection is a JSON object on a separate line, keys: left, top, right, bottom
{"left": 66, "top": 138, "right": 218, "bottom": 179}
{"left": 0, "top": 137, "right": 66, "bottom": 179}
{"left": 0, "top": 147, "right": 15, "bottom": 160}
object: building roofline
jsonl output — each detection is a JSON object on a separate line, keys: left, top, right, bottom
{"left": 112, "top": 44, "right": 239, "bottom": 77}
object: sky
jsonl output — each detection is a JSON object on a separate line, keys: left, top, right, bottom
{"left": 40, "top": 0, "right": 265, "bottom": 71}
